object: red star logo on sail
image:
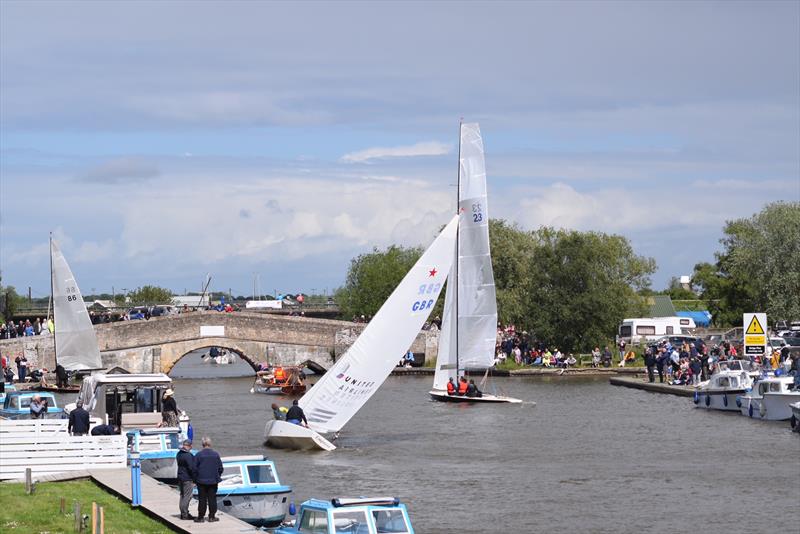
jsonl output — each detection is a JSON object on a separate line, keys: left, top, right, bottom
{"left": 429, "top": 268, "right": 437, "bottom": 277}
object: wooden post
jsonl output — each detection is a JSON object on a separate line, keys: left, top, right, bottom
{"left": 99, "top": 506, "right": 105, "bottom": 534}
{"left": 73, "top": 501, "right": 81, "bottom": 532}
{"left": 60, "top": 496, "right": 66, "bottom": 514}
{"left": 91, "top": 502, "right": 97, "bottom": 534}
{"left": 24, "top": 468, "right": 32, "bottom": 494}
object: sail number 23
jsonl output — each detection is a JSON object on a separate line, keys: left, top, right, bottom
{"left": 472, "top": 203, "right": 483, "bottom": 223}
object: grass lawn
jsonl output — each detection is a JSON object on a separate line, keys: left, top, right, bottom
{"left": 0, "top": 480, "right": 170, "bottom": 534}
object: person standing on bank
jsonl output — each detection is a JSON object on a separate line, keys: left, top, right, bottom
{"left": 176, "top": 439, "right": 196, "bottom": 521}
{"left": 194, "top": 436, "right": 223, "bottom": 523}
{"left": 644, "top": 346, "right": 657, "bottom": 383}
{"left": 68, "top": 400, "right": 90, "bottom": 435}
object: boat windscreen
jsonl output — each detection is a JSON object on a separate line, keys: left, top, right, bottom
{"left": 246, "top": 464, "right": 276, "bottom": 484}
{"left": 372, "top": 509, "right": 410, "bottom": 533}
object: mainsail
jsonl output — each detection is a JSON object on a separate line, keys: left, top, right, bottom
{"left": 300, "top": 214, "right": 459, "bottom": 434}
{"left": 433, "top": 122, "right": 497, "bottom": 389}
{"left": 51, "top": 238, "right": 103, "bottom": 371}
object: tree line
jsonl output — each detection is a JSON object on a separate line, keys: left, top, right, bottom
{"left": 335, "top": 202, "right": 799, "bottom": 353}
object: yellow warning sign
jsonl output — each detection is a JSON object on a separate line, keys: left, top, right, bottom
{"left": 746, "top": 315, "right": 765, "bottom": 335}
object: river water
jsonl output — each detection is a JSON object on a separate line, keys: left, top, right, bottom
{"left": 69, "top": 352, "right": 800, "bottom": 533}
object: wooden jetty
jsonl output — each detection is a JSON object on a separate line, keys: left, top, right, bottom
{"left": 609, "top": 376, "right": 695, "bottom": 397}
{"left": 90, "top": 469, "right": 258, "bottom": 533}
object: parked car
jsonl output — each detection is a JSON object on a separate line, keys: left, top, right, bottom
{"left": 150, "top": 305, "right": 177, "bottom": 317}
{"left": 127, "top": 306, "right": 148, "bottom": 320}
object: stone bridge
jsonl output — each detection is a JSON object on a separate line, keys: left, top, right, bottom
{"left": 0, "top": 311, "right": 439, "bottom": 375}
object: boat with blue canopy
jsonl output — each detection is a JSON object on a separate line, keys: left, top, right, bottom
{"left": 276, "top": 497, "right": 414, "bottom": 534}
{"left": 199, "top": 454, "right": 292, "bottom": 527}
{"left": 0, "top": 391, "right": 64, "bottom": 419}
{"left": 0, "top": 383, "right": 17, "bottom": 406}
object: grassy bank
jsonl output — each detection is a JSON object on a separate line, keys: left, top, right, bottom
{"left": 0, "top": 480, "right": 170, "bottom": 533}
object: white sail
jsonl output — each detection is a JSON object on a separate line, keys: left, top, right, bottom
{"left": 435, "top": 123, "right": 498, "bottom": 376}
{"left": 51, "top": 239, "right": 103, "bottom": 371}
{"left": 300, "top": 215, "right": 458, "bottom": 433}
{"left": 432, "top": 259, "right": 458, "bottom": 390}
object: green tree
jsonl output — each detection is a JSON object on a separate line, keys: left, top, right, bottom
{"left": 334, "top": 245, "right": 424, "bottom": 319}
{"left": 522, "top": 227, "right": 655, "bottom": 352}
{"left": 489, "top": 220, "right": 537, "bottom": 328}
{"left": 693, "top": 201, "right": 800, "bottom": 325}
{"left": 126, "top": 285, "right": 174, "bottom": 305}
{"left": 0, "top": 275, "right": 24, "bottom": 323}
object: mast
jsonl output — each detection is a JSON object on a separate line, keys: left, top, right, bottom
{"left": 49, "top": 233, "right": 57, "bottom": 363}
{"left": 455, "top": 120, "right": 462, "bottom": 376}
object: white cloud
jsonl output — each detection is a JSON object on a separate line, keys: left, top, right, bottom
{"left": 341, "top": 142, "right": 452, "bottom": 163}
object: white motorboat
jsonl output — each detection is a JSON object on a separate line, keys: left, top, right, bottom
{"left": 207, "top": 455, "right": 292, "bottom": 527}
{"left": 264, "top": 214, "right": 459, "bottom": 451}
{"left": 429, "top": 122, "right": 522, "bottom": 405}
{"left": 129, "top": 428, "right": 185, "bottom": 483}
{"left": 738, "top": 376, "right": 800, "bottom": 420}
{"left": 693, "top": 360, "right": 755, "bottom": 411}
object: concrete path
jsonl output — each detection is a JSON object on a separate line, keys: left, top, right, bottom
{"left": 90, "top": 469, "right": 258, "bottom": 533}
{"left": 609, "top": 376, "right": 695, "bottom": 397}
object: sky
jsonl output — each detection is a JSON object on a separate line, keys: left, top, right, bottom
{"left": 1, "top": 1, "right": 798, "bottom": 298}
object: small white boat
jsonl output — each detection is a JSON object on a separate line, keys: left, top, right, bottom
{"left": 428, "top": 389, "right": 522, "bottom": 403}
{"left": 129, "top": 428, "right": 186, "bottom": 483}
{"left": 276, "top": 497, "right": 415, "bottom": 534}
{"left": 207, "top": 455, "right": 292, "bottom": 527}
{"left": 693, "top": 360, "right": 755, "bottom": 411}
{"left": 738, "top": 376, "right": 800, "bottom": 420}
{"left": 264, "top": 419, "right": 336, "bottom": 451}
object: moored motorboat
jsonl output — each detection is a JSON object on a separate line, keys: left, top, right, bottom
{"left": 738, "top": 376, "right": 800, "bottom": 421}
{"left": 0, "top": 391, "right": 64, "bottom": 419}
{"left": 276, "top": 497, "right": 414, "bottom": 534}
{"left": 693, "top": 360, "right": 755, "bottom": 411}
{"left": 0, "top": 383, "right": 16, "bottom": 405}
{"left": 790, "top": 401, "right": 800, "bottom": 432}
{"left": 202, "top": 455, "right": 292, "bottom": 527}
{"left": 129, "top": 428, "right": 186, "bottom": 483}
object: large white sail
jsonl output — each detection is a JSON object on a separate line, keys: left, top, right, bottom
{"left": 301, "top": 215, "right": 458, "bottom": 433}
{"left": 51, "top": 239, "right": 103, "bottom": 371}
{"left": 435, "top": 123, "right": 498, "bottom": 376}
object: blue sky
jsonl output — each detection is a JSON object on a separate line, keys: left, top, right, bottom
{"left": 1, "top": 1, "right": 798, "bottom": 298}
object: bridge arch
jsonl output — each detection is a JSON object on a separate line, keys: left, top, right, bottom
{"left": 159, "top": 338, "right": 265, "bottom": 374}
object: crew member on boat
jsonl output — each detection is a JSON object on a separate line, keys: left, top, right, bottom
{"left": 160, "top": 389, "right": 180, "bottom": 427}
{"left": 68, "top": 400, "right": 90, "bottom": 435}
{"left": 271, "top": 403, "right": 288, "bottom": 420}
{"left": 466, "top": 379, "right": 482, "bottom": 398}
{"left": 274, "top": 367, "right": 287, "bottom": 383}
{"left": 55, "top": 363, "right": 68, "bottom": 389}
{"left": 286, "top": 399, "right": 308, "bottom": 426}
{"left": 457, "top": 377, "right": 469, "bottom": 395}
{"left": 446, "top": 377, "right": 456, "bottom": 395}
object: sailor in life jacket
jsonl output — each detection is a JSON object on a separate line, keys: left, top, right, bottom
{"left": 274, "top": 367, "right": 286, "bottom": 382}
{"left": 457, "top": 377, "right": 469, "bottom": 395}
{"left": 446, "top": 377, "right": 456, "bottom": 395}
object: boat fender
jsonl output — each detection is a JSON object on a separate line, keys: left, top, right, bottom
{"left": 735, "top": 396, "right": 742, "bottom": 408}
{"left": 289, "top": 500, "right": 296, "bottom": 515}
{"left": 759, "top": 401, "right": 766, "bottom": 418}
{"left": 723, "top": 395, "right": 728, "bottom": 407}
{"left": 693, "top": 391, "right": 699, "bottom": 404}
{"left": 791, "top": 415, "right": 797, "bottom": 430}
{"left": 748, "top": 403, "right": 754, "bottom": 418}
{"left": 187, "top": 423, "right": 194, "bottom": 441}
{"left": 705, "top": 394, "right": 710, "bottom": 407}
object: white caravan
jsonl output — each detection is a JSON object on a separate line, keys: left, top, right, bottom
{"left": 618, "top": 316, "right": 697, "bottom": 344}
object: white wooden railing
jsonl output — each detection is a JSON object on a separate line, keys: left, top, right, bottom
{"left": 0, "top": 420, "right": 127, "bottom": 480}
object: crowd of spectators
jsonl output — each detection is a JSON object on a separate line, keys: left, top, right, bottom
{"left": 0, "top": 318, "right": 53, "bottom": 339}
{"left": 494, "top": 323, "right": 577, "bottom": 368}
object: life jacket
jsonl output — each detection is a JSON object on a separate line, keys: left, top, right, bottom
{"left": 274, "top": 368, "right": 286, "bottom": 381}
{"left": 446, "top": 381, "right": 456, "bottom": 394}
{"left": 458, "top": 381, "right": 468, "bottom": 395}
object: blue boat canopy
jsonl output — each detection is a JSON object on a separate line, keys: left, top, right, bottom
{"left": 676, "top": 310, "right": 712, "bottom": 327}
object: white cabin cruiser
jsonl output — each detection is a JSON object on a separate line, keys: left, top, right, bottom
{"left": 693, "top": 360, "right": 755, "bottom": 411}
{"left": 66, "top": 373, "right": 190, "bottom": 437}
{"left": 738, "top": 376, "right": 800, "bottom": 420}
{"left": 128, "top": 427, "right": 187, "bottom": 483}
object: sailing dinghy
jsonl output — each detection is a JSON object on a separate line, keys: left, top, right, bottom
{"left": 429, "top": 123, "right": 521, "bottom": 404}
{"left": 264, "top": 214, "right": 459, "bottom": 451}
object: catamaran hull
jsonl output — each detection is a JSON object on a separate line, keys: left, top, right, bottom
{"left": 264, "top": 420, "right": 336, "bottom": 451}
{"left": 141, "top": 456, "right": 178, "bottom": 483}
{"left": 216, "top": 490, "right": 291, "bottom": 527}
{"left": 429, "top": 389, "right": 523, "bottom": 404}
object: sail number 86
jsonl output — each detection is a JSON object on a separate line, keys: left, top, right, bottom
{"left": 66, "top": 295, "right": 78, "bottom": 302}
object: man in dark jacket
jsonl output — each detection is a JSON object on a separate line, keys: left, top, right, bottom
{"left": 55, "top": 364, "right": 68, "bottom": 389}
{"left": 644, "top": 347, "right": 657, "bottom": 383}
{"left": 68, "top": 401, "right": 90, "bottom": 435}
{"left": 176, "top": 439, "right": 196, "bottom": 520}
{"left": 286, "top": 400, "right": 308, "bottom": 427}
{"left": 194, "top": 436, "right": 223, "bottom": 523}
